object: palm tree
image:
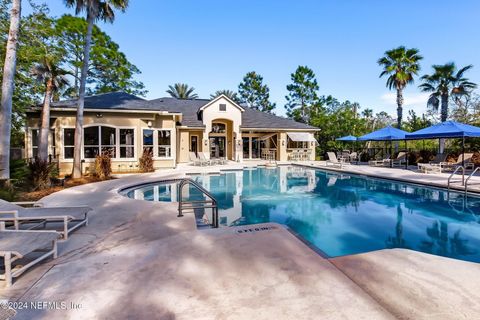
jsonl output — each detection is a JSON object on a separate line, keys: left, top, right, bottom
{"left": 0, "top": 0, "right": 21, "bottom": 180}
{"left": 64, "top": 0, "right": 129, "bottom": 178}
{"left": 210, "top": 89, "right": 239, "bottom": 102}
{"left": 419, "top": 63, "right": 477, "bottom": 122}
{"left": 378, "top": 46, "right": 423, "bottom": 128}
{"left": 166, "top": 83, "right": 198, "bottom": 99}
{"left": 31, "top": 57, "right": 70, "bottom": 161}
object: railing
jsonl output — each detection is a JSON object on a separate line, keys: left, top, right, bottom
{"left": 447, "top": 166, "right": 465, "bottom": 194}
{"left": 177, "top": 178, "right": 219, "bottom": 228}
{"left": 464, "top": 167, "right": 480, "bottom": 195}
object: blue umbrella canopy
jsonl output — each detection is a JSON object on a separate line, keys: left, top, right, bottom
{"left": 407, "top": 121, "right": 480, "bottom": 139}
{"left": 358, "top": 126, "right": 408, "bottom": 141}
{"left": 336, "top": 135, "right": 357, "bottom": 141}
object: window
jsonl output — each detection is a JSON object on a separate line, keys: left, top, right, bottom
{"left": 31, "top": 129, "right": 38, "bottom": 158}
{"left": 211, "top": 122, "right": 226, "bottom": 133}
{"left": 83, "top": 126, "right": 117, "bottom": 158}
{"left": 143, "top": 129, "right": 154, "bottom": 154}
{"left": 120, "top": 129, "right": 135, "bottom": 158}
{"left": 219, "top": 104, "right": 226, "bottom": 111}
{"left": 158, "top": 130, "right": 171, "bottom": 158}
{"left": 64, "top": 129, "right": 75, "bottom": 159}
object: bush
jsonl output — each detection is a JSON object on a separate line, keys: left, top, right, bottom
{"left": 94, "top": 152, "right": 112, "bottom": 179}
{"left": 27, "top": 158, "right": 56, "bottom": 191}
{"left": 0, "top": 180, "right": 17, "bottom": 201}
{"left": 139, "top": 149, "right": 154, "bottom": 173}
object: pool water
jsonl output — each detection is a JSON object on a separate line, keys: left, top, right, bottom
{"left": 125, "top": 166, "right": 480, "bottom": 263}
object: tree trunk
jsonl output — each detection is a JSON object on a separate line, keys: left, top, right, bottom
{"left": 38, "top": 79, "right": 54, "bottom": 161}
{"left": 72, "top": 11, "right": 94, "bottom": 178}
{"left": 396, "top": 87, "right": 404, "bottom": 129}
{"left": 0, "top": 0, "right": 21, "bottom": 180}
{"left": 439, "top": 93, "right": 449, "bottom": 153}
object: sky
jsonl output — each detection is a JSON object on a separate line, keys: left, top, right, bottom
{"left": 25, "top": 0, "right": 480, "bottom": 117}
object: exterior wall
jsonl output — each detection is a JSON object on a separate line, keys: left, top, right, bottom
{"left": 26, "top": 111, "right": 177, "bottom": 175}
{"left": 176, "top": 129, "right": 205, "bottom": 163}
{"left": 201, "top": 97, "right": 243, "bottom": 161}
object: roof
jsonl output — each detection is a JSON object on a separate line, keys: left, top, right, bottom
{"left": 358, "top": 126, "right": 408, "bottom": 141}
{"left": 407, "top": 121, "right": 480, "bottom": 139}
{"left": 43, "top": 91, "right": 318, "bottom": 131}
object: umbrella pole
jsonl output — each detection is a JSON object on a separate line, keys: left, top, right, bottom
{"left": 462, "top": 136, "right": 465, "bottom": 167}
{"left": 405, "top": 139, "right": 408, "bottom": 169}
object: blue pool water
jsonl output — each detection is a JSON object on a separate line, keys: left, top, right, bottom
{"left": 125, "top": 166, "right": 480, "bottom": 263}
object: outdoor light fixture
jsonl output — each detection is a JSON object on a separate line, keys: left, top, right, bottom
{"left": 204, "top": 139, "right": 208, "bottom": 146}
{"left": 96, "top": 113, "right": 103, "bottom": 118}
{"left": 147, "top": 120, "right": 153, "bottom": 128}
{"left": 237, "top": 140, "right": 242, "bottom": 146}
{"left": 282, "top": 140, "right": 285, "bottom": 146}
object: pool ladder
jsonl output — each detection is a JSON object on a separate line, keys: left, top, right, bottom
{"left": 447, "top": 166, "right": 480, "bottom": 197}
{"left": 177, "top": 178, "right": 219, "bottom": 228}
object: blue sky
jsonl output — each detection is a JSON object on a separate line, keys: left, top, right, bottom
{"left": 29, "top": 0, "right": 480, "bottom": 117}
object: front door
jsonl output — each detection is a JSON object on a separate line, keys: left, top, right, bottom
{"left": 190, "top": 136, "right": 198, "bottom": 155}
{"left": 209, "top": 137, "right": 226, "bottom": 159}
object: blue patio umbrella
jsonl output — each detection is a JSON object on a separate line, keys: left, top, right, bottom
{"left": 407, "top": 120, "right": 480, "bottom": 166}
{"left": 358, "top": 126, "right": 410, "bottom": 168}
{"left": 336, "top": 135, "right": 357, "bottom": 141}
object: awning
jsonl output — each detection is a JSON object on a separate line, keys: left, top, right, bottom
{"left": 357, "top": 126, "right": 408, "bottom": 141}
{"left": 258, "top": 133, "right": 277, "bottom": 141}
{"left": 336, "top": 135, "right": 357, "bottom": 141}
{"left": 407, "top": 121, "right": 480, "bottom": 139}
{"left": 287, "top": 132, "right": 319, "bottom": 145}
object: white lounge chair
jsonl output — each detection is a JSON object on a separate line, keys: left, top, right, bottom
{"left": 0, "top": 200, "right": 91, "bottom": 240}
{"left": 369, "top": 154, "right": 390, "bottom": 167}
{"left": 0, "top": 227, "right": 59, "bottom": 287}
{"left": 326, "top": 152, "right": 344, "bottom": 168}
{"left": 189, "top": 152, "right": 205, "bottom": 166}
{"left": 391, "top": 152, "right": 407, "bottom": 167}
{"left": 417, "top": 153, "right": 446, "bottom": 172}
{"left": 440, "top": 153, "right": 475, "bottom": 171}
{"left": 198, "top": 152, "right": 214, "bottom": 165}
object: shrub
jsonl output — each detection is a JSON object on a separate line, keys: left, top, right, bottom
{"left": 27, "top": 158, "right": 56, "bottom": 191}
{"left": 139, "top": 149, "right": 154, "bottom": 173}
{"left": 94, "top": 152, "right": 112, "bottom": 179}
{"left": 0, "top": 180, "right": 16, "bottom": 201}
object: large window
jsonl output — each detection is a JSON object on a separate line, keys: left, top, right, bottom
{"left": 83, "top": 126, "right": 117, "bottom": 158}
{"left": 211, "top": 122, "right": 226, "bottom": 133}
{"left": 32, "top": 129, "right": 56, "bottom": 159}
{"left": 64, "top": 129, "right": 75, "bottom": 159}
{"left": 120, "top": 129, "right": 135, "bottom": 158}
{"left": 143, "top": 129, "right": 154, "bottom": 154}
{"left": 158, "top": 130, "right": 171, "bottom": 158}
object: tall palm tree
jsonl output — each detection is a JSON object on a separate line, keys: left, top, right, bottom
{"left": 378, "top": 46, "right": 423, "bottom": 128}
{"left": 210, "top": 89, "right": 239, "bottom": 102}
{"left": 31, "top": 57, "right": 70, "bottom": 161}
{"left": 166, "top": 83, "right": 198, "bottom": 99}
{"left": 64, "top": 0, "right": 129, "bottom": 178}
{"left": 419, "top": 63, "right": 477, "bottom": 122}
{"left": 0, "top": 0, "right": 21, "bottom": 180}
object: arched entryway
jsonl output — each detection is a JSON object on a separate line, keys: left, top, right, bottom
{"left": 209, "top": 119, "right": 234, "bottom": 160}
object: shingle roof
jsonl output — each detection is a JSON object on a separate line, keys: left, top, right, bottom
{"left": 47, "top": 92, "right": 318, "bottom": 131}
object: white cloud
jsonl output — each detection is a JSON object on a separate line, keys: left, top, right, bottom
{"left": 380, "top": 92, "right": 430, "bottom": 107}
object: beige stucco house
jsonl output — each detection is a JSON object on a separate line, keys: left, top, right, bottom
{"left": 25, "top": 92, "right": 319, "bottom": 175}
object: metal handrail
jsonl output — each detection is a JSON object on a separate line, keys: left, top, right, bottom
{"left": 447, "top": 166, "right": 465, "bottom": 193}
{"left": 465, "top": 167, "right": 480, "bottom": 195}
{"left": 177, "top": 178, "right": 219, "bottom": 228}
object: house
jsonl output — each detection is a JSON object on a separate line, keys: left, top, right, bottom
{"left": 25, "top": 92, "right": 319, "bottom": 175}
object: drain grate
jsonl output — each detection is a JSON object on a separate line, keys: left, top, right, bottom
{"left": 235, "top": 225, "right": 278, "bottom": 234}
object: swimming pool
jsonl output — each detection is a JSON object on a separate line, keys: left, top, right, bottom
{"left": 125, "top": 166, "right": 480, "bottom": 263}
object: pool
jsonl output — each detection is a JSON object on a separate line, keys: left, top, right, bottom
{"left": 124, "top": 166, "right": 480, "bottom": 263}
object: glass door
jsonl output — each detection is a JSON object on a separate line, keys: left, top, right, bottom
{"left": 210, "top": 137, "right": 226, "bottom": 159}
{"left": 190, "top": 135, "right": 198, "bottom": 155}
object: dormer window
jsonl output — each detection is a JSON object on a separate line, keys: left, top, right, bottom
{"left": 219, "top": 104, "right": 226, "bottom": 111}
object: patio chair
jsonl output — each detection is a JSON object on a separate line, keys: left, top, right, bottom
{"left": 325, "top": 152, "right": 344, "bottom": 168}
{"left": 189, "top": 152, "right": 205, "bottom": 166}
{"left": 417, "top": 153, "right": 446, "bottom": 171}
{"left": 368, "top": 154, "right": 390, "bottom": 167}
{"left": 0, "top": 200, "right": 91, "bottom": 240}
{"left": 440, "top": 153, "right": 474, "bottom": 171}
{"left": 198, "top": 152, "right": 213, "bottom": 165}
{"left": 419, "top": 163, "right": 442, "bottom": 174}
{"left": 0, "top": 226, "right": 59, "bottom": 287}
{"left": 349, "top": 152, "right": 359, "bottom": 164}
{"left": 391, "top": 152, "right": 407, "bottom": 167}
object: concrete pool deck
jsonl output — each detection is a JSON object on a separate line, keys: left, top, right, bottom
{"left": 1, "top": 161, "right": 480, "bottom": 319}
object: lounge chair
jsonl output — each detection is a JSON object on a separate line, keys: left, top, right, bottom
{"left": 419, "top": 163, "right": 442, "bottom": 174}
{"left": 325, "top": 152, "right": 344, "bottom": 168}
{"left": 0, "top": 226, "right": 59, "bottom": 287}
{"left": 349, "top": 152, "right": 359, "bottom": 164}
{"left": 417, "top": 153, "right": 446, "bottom": 172}
{"left": 0, "top": 200, "right": 91, "bottom": 240}
{"left": 198, "top": 152, "right": 213, "bottom": 165}
{"left": 391, "top": 152, "right": 407, "bottom": 167}
{"left": 369, "top": 154, "right": 390, "bottom": 167}
{"left": 440, "top": 153, "right": 475, "bottom": 171}
{"left": 189, "top": 152, "right": 205, "bottom": 166}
